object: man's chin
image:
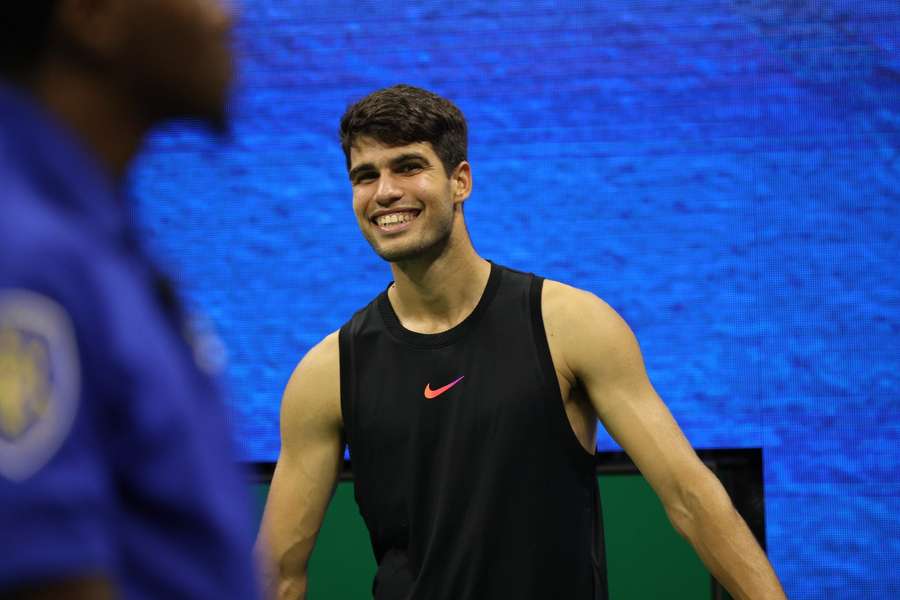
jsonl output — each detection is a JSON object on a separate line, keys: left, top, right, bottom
{"left": 162, "top": 83, "right": 232, "bottom": 135}
{"left": 372, "top": 235, "right": 449, "bottom": 265}
{"left": 368, "top": 238, "right": 420, "bottom": 263}
{"left": 375, "top": 246, "right": 420, "bottom": 264}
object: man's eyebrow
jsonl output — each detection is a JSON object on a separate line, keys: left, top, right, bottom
{"left": 348, "top": 163, "right": 375, "bottom": 180}
{"left": 349, "top": 153, "right": 431, "bottom": 180}
{"left": 389, "top": 152, "right": 429, "bottom": 166}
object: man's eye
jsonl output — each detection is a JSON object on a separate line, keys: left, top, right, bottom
{"left": 354, "top": 173, "right": 376, "bottom": 184}
{"left": 399, "top": 164, "right": 423, "bottom": 173}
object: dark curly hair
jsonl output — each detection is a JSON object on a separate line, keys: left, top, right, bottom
{"left": 339, "top": 84, "right": 468, "bottom": 176}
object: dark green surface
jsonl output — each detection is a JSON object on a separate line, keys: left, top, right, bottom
{"left": 253, "top": 474, "right": 710, "bottom": 599}
{"left": 599, "top": 475, "right": 709, "bottom": 599}
{"left": 254, "top": 482, "right": 376, "bottom": 598}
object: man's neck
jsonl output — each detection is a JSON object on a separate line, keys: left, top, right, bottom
{"left": 30, "top": 58, "right": 148, "bottom": 181}
{"left": 387, "top": 237, "right": 491, "bottom": 335}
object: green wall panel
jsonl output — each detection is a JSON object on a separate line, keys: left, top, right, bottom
{"left": 600, "top": 475, "right": 709, "bottom": 599}
{"left": 254, "top": 474, "right": 710, "bottom": 599}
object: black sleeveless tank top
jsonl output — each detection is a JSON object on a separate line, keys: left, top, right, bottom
{"left": 339, "top": 263, "right": 608, "bottom": 599}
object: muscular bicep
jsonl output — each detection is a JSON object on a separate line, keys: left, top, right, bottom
{"left": 256, "top": 332, "right": 343, "bottom": 598}
{"left": 545, "top": 282, "right": 708, "bottom": 508}
{"left": 591, "top": 362, "right": 707, "bottom": 510}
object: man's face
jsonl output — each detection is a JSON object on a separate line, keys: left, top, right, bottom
{"left": 349, "top": 137, "right": 468, "bottom": 264}
{"left": 112, "top": 0, "right": 235, "bottom": 128}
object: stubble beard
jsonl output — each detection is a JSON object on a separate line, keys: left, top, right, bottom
{"left": 369, "top": 212, "right": 454, "bottom": 265}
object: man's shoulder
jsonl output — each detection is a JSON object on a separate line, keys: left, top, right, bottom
{"left": 540, "top": 278, "right": 641, "bottom": 383}
{"left": 286, "top": 331, "right": 340, "bottom": 398}
{"left": 282, "top": 330, "right": 342, "bottom": 428}
{"left": 0, "top": 179, "right": 155, "bottom": 384}
{"left": 0, "top": 194, "right": 93, "bottom": 330}
{"left": 541, "top": 278, "right": 610, "bottom": 316}
{"left": 0, "top": 175, "right": 101, "bottom": 281}
{"left": 305, "top": 330, "right": 341, "bottom": 367}
{"left": 540, "top": 278, "right": 629, "bottom": 347}
{"left": 0, "top": 175, "right": 60, "bottom": 243}
{"left": 2, "top": 214, "right": 125, "bottom": 335}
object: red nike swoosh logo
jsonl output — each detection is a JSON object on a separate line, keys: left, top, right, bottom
{"left": 424, "top": 376, "right": 465, "bottom": 399}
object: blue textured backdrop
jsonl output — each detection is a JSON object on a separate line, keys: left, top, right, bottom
{"left": 130, "top": 1, "right": 900, "bottom": 597}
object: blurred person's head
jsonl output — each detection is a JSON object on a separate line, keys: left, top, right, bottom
{"left": 0, "top": 0, "right": 235, "bottom": 151}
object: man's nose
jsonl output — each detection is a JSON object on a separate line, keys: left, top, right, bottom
{"left": 374, "top": 173, "right": 403, "bottom": 205}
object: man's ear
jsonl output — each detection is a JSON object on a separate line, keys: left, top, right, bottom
{"left": 451, "top": 161, "right": 473, "bottom": 205}
{"left": 53, "top": 0, "right": 126, "bottom": 62}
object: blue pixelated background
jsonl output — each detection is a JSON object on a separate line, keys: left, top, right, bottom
{"left": 130, "top": 1, "right": 900, "bottom": 597}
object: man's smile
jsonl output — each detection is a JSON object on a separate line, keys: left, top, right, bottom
{"left": 372, "top": 209, "right": 421, "bottom": 232}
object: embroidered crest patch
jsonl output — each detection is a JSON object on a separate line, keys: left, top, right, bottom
{"left": 0, "top": 290, "right": 80, "bottom": 482}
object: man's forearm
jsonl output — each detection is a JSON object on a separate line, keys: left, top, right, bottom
{"left": 276, "top": 576, "right": 307, "bottom": 600}
{"left": 674, "top": 477, "right": 787, "bottom": 600}
{"left": 256, "top": 541, "right": 308, "bottom": 600}
{"left": 260, "top": 568, "right": 307, "bottom": 600}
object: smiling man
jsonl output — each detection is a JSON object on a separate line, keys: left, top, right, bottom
{"left": 256, "top": 85, "right": 786, "bottom": 600}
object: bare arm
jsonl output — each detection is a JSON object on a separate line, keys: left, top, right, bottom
{"left": 542, "top": 281, "right": 786, "bottom": 600}
{"left": 255, "top": 332, "right": 343, "bottom": 600}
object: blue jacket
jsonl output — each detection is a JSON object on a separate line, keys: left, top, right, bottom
{"left": 0, "top": 83, "right": 259, "bottom": 599}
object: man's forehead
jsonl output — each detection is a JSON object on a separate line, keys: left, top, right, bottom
{"left": 348, "top": 138, "right": 437, "bottom": 167}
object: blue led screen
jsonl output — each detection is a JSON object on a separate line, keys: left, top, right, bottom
{"left": 131, "top": 1, "right": 900, "bottom": 597}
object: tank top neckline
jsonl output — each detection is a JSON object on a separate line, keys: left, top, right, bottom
{"left": 376, "top": 261, "right": 503, "bottom": 348}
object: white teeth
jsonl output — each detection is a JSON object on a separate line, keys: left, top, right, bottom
{"left": 376, "top": 211, "right": 417, "bottom": 227}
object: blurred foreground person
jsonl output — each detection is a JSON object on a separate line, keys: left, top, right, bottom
{"left": 0, "top": 2, "right": 259, "bottom": 598}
